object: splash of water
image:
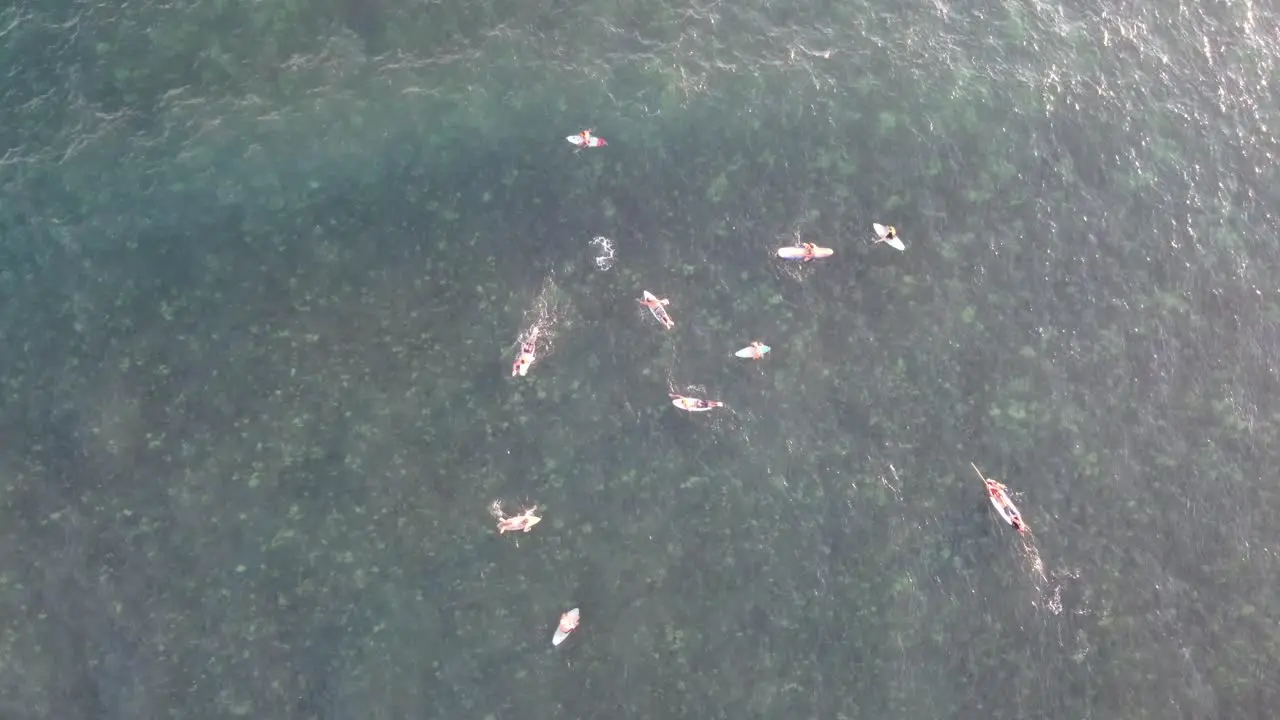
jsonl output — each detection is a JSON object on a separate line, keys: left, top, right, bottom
{"left": 591, "top": 236, "right": 616, "bottom": 270}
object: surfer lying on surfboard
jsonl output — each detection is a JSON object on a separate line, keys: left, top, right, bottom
{"left": 776, "top": 242, "right": 833, "bottom": 261}
{"left": 553, "top": 607, "right": 580, "bottom": 646}
{"left": 638, "top": 290, "right": 675, "bottom": 329}
{"left": 490, "top": 500, "right": 543, "bottom": 534}
{"left": 567, "top": 129, "right": 607, "bottom": 148}
{"left": 873, "top": 223, "right": 905, "bottom": 251}
{"left": 511, "top": 327, "right": 539, "bottom": 377}
{"left": 670, "top": 393, "right": 725, "bottom": 412}
{"left": 971, "top": 463, "right": 1027, "bottom": 534}
{"left": 734, "top": 341, "right": 770, "bottom": 359}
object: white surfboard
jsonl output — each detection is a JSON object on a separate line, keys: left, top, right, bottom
{"left": 671, "top": 395, "right": 722, "bottom": 412}
{"left": 734, "top": 344, "right": 771, "bottom": 358}
{"left": 776, "top": 246, "right": 834, "bottom": 260}
{"left": 973, "top": 463, "right": 1023, "bottom": 530}
{"left": 553, "top": 607, "right": 580, "bottom": 646}
{"left": 639, "top": 290, "right": 674, "bottom": 328}
{"left": 873, "top": 223, "right": 905, "bottom": 251}
{"left": 988, "top": 489, "right": 1022, "bottom": 528}
{"left": 566, "top": 135, "right": 607, "bottom": 148}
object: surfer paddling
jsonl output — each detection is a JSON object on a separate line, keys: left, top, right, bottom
{"left": 638, "top": 290, "right": 675, "bottom": 329}
{"left": 873, "top": 223, "right": 905, "bottom": 251}
{"left": 776, "top": 242, "right": 833, "bottom": 262}
{"left": 670, "top": 393, "right": 725, "bottom": 412}
{"left": 734, "top": 341, "right": 771, "bottom": 359}
{"left": 489, "top": 500, "right": 543, "bottom": 534}
{"left": 971, "top": 463, "right": 1027, "bottom": 534}
{"left": 511, "top": 327, "right": 540, "bottom": 377}
{"left": 567, "top": 129, "right": 606, "bottom": 149}
{"left": 552, "top": 607, "right": 580, "bottom": 646}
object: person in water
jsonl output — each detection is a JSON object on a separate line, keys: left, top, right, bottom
{"left": 511, "top": 329, "right": 539, "bottom": 376}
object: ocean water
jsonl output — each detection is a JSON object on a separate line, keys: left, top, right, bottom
{"left": 1, "top": 0, "right": 1278, "bottom": 717}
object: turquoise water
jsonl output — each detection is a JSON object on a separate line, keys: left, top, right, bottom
{"left": 1, "top": 0, "right": 1278, "bottom": 717}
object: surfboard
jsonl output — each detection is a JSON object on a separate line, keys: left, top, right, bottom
{"left": 776, "top": 246, "right": 833, "bottom": 260}
{"left": 988, "top": 486, "right": 1023, "bottom": 528}
{"left": 880, "top": 235, "right": 906, "bottom": 251}
{"left": 553, "top": 608, "right": 580, "bottom": 646}
{"left": 873, "top": 223, "right": 906, "bottom": 251}
{"left": 734, "top": 344, "right": 771, "bottom": 358}
{"left": 670, "top": 396, "right": 721, "bottom": 412}
{"left": 567, "top": 135, "right": 607, "bottom": 148}
{"left": 639, "top": 290, "right": 674, "bottom": 328}
{"left": 973, "top": 463, "right": 1024, "bottom": 530}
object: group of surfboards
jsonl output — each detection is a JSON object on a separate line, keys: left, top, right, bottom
{"left": 506, "top": 130, "right": 1030, "bottom": 647}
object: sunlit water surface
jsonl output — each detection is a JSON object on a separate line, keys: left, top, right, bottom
{"left": 0, "top": 0, "right": 1277, "bottom": 717}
